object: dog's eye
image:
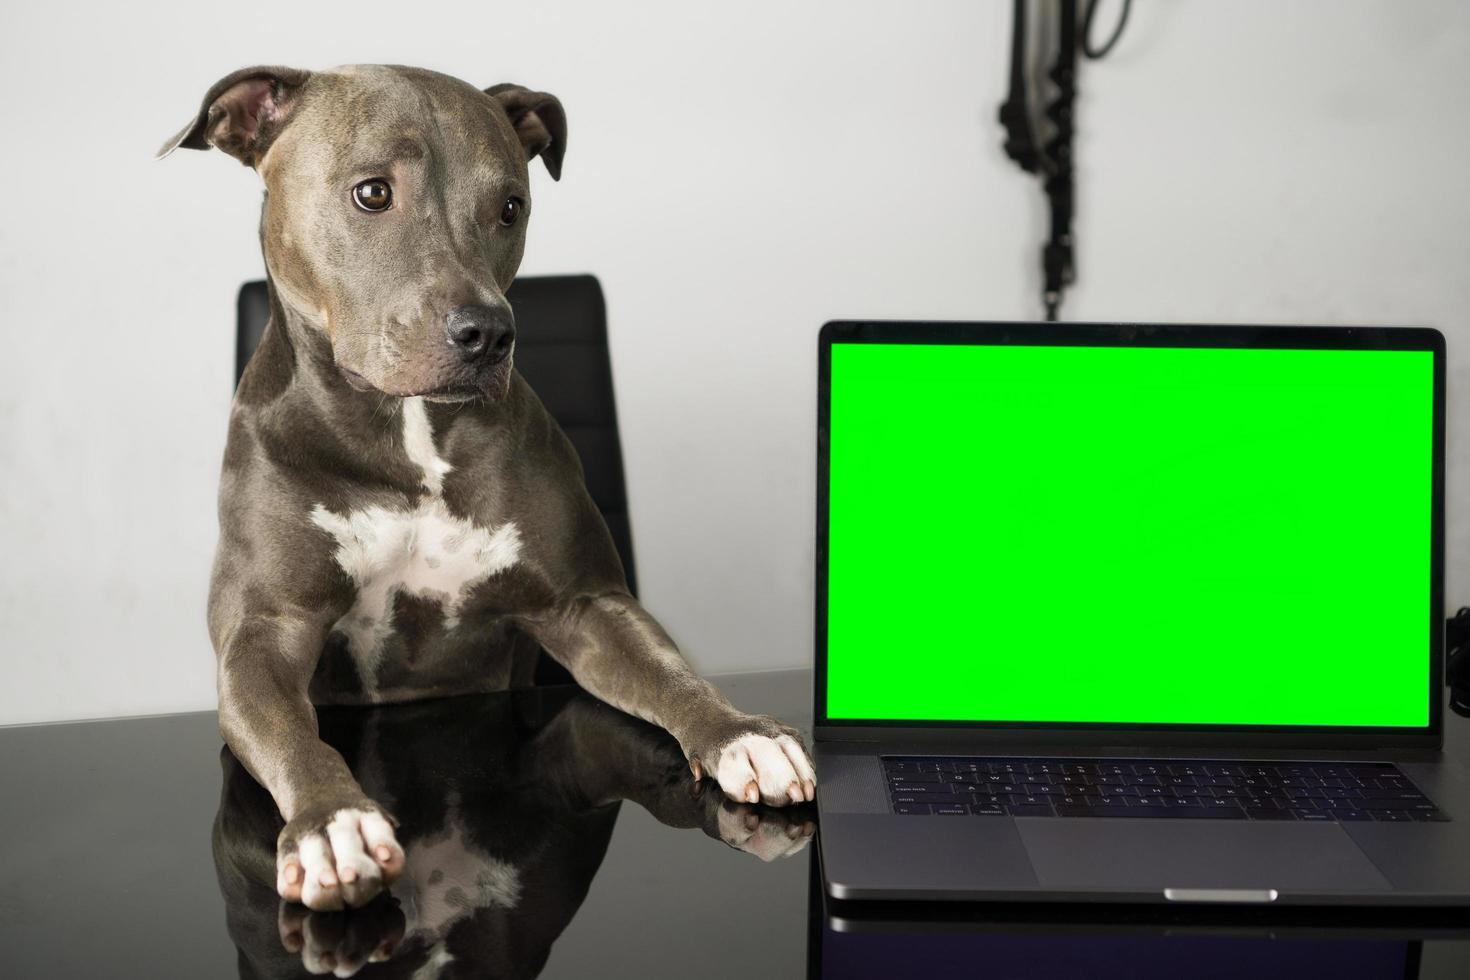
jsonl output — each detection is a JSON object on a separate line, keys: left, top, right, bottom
{"left": 352, "top": 179, "right": 393, "bottom": 213}
{"left": 499, "top": 197, "right": 523, "bottom": 227}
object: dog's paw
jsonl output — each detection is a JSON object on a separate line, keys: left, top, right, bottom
{"left": 716, "top": 801, "right": 816, "bottom": 862}
{"left": 691, "top": 716, "right": 818, "bottom": 807}
{"left": 277, "top": 892, "right": 405, "bottom": 976}
{"left": 277, "top": 803, "right": 405, "bottom": 911}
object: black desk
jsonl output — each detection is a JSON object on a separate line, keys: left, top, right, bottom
{"left": 3, "top": 668, "right": 1469, "bottom": 978}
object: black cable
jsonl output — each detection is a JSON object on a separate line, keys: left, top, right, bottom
{"left": 1040, "top": 0, "right": 1078, "bottom": 322}
{"left": 1081, "top": 0, "right": 1132, "bottom": 60}
{"left": 998, "top": 0, "right": 1041, "bottom": 174}
{"left": 999, "top": 0, "right": 1130, "bottom": 321}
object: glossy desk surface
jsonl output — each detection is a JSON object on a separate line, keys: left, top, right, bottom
{"left": 4, "top": 669, "right": 1470, "bottom": 978}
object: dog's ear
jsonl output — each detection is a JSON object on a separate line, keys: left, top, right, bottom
{"left": 485, "top": 84, "right": 566, "bottom": 181}
{"left": 156, "top": 66, "right": 313, "bottom": 166}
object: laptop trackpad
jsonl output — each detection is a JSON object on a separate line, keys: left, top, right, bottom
{"left": 1016, "top": 820, "right": 1390, "bottom": 894}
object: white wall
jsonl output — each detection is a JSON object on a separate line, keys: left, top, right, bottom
{"left": 2, "top": 1, "right": 1467, "bottom": 724}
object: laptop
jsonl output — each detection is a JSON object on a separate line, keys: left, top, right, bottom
{"left": 813, "top": 320, "right": 1470, "bottom": 906}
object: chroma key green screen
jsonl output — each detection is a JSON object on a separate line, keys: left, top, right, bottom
{"left": 824, "top": 342, "right": 1433, "bottom": 727}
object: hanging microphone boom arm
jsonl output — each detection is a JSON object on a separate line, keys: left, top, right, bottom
{"left": 998, "top": 0, "right": 1128, "bottom": 321}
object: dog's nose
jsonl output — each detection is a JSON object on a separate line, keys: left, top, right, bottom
{"left": 445, "top": 304, "right": 515, "bottom": 363}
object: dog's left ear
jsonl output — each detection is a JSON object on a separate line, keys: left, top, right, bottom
{"left": 485, "top": 84, "right": 566, "bottom": 181}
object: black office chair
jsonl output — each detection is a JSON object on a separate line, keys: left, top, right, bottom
{"left": 236, "top": 275, "right": 636, "bottom": 684}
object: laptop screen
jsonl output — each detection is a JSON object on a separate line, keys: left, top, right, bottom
{"left": 822, "top": 338, "right": 1436, "bottom": 729}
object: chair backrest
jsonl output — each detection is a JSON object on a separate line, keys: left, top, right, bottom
{"left": 235, "top": 275, "right": 637, "bottom": 596}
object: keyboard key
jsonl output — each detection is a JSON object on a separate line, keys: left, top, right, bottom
{"left": 894, "top": 804, "right": 931, "bottom": 815}
{"left": 1293, "top": 809, "right": 1333, "bottom": 821}
{"left": 933, "top": 805, "right": 968, "bottom": 815}
{"left": 1371, "top": 810, "right": 1412, "bottom": 822}
{"left": 1247, "top": 810, "right": 1297, "bottom": 820}
{"left": 971, "top": 804, "right": 1006, "bottom": 816}
{"left": 1329, "top": 809, "right": 1373, "bottom": 821}
{"left": 1066, "top": 805, "right": 1240, "bottom": 820}
{"left": 892, "top": 793, "right": 967, "bottom": 805}
{"left": 1410, "top": 810, "right": 1451, "bottom": 822}
{"left": 1361, "top": 798, "right": 1433, "bottom": 810}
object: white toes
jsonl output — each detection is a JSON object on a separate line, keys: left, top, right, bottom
{"left": 745, "top": 735, "right": 801, "bottom": 803}
{"left": 776, "top": 734, "right": 817, "bottom": 795}
{"left": 326, "top": 810, "right": 383, "bottom": 904}
{"left": 286, "top": 808, "right": 398, "bottom": 911}
{"left": 715, "top": 741, "right": 760, "bottom": 803}
{"left": 298, "top": 834, "right": 343, "bottom": 911}
{"left": 356, "top": 810, "right": 403, "bottom": 874}
{"left": 714, "top": 733, "right": 809, "bottom": 805}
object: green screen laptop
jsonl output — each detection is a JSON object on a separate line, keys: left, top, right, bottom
{"left": 812, "top": 321, "right": 1466, "bottom": 907}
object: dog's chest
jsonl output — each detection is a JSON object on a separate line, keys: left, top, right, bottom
{"left": 309, "top": 398, "right": 521, "bottom": 678}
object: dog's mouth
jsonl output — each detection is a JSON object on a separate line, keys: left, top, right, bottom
{"left": 335, "top": 359, "right": 512, "bottom": 403}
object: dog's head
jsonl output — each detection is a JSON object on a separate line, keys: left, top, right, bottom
{"left": 160, "top": 65, "right": 565, "bottom": 402}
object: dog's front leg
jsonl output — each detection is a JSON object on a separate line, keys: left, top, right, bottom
{"left": 540, "top": 697, "right": 815, "bottom": 862}
{"left": 523, "top": 593, "right": 817, "bottom": 807}
{"left": 216, "top": 615, "right": 405, "bottom": 911}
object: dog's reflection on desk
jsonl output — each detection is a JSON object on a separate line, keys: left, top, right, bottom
{"left": 213, "top": 686, "right": 815, "bottom": 977}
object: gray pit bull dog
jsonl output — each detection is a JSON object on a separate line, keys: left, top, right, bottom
{"left": 159, "top": 64, "right": 816, "bottom": 912}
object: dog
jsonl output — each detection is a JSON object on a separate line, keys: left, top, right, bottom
{"left": 160, "top": 64, "right": 817, "bottom": 912}
{"left": 214, "top": 688, "right": 814, "bottom": 976}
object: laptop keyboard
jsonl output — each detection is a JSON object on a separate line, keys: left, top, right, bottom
{"left": 885, "top": 756, "right": 1447, "bottom": 822}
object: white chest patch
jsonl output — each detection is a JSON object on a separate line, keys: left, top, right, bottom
{"left": 309, "top": 398, "right": 522, "bottom": 672}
